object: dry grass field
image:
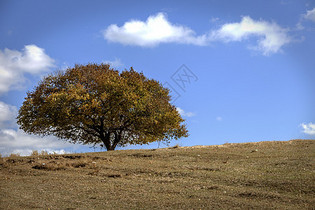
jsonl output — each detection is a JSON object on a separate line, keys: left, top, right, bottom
{"left": 0, "top": 140, "right": 314, "bottom": 209}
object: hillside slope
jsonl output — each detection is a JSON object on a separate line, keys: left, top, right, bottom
{"left": 0, "top": 140, "right": 314, "bottom": 209}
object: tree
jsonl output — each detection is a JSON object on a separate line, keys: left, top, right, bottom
{"left": 17, "top": 64, "right": 188, "bottom": 151}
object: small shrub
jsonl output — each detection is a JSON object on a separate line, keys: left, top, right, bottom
{"left": 223, "top": 142, "right": 232, "bottom": 146}
{"left": 169, "top": 144, "right": 180, "bottom": 149}
{"left": 40, "top": 150, "right": 49, "bottom": 156}
{"left": 30, "top": 150, "right": 49, "bottom": 157}
{"left": 31, "top": 150, "right": 39, "bottom": 156}
{"left": 9, "top": 153, "right": 20, "bottom": 158}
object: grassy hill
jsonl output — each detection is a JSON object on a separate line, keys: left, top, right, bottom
{"left": 0, "top": 140, "right": 314, "bottom": 209}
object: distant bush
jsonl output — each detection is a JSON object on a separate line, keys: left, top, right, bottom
{"left": 31, "top": 150, "right": 49, "bottom": 156}
{"left": 31, "top": 150, "right": 39, "bottom": 156}
{"left": 9, "top": 153, "right": 20, "bottom": 158}
{"left": 40, "top": 151, "right": 49, "bottom": 156}
{"left": 173, "top": 144, "right": 180, "bottom": 149}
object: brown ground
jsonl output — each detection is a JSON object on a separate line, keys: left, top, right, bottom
{"left": 0, "top": 140, "right": 314, "bottom": 209}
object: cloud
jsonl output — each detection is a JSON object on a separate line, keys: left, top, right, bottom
{"left": 0, "top": 101, "right": 17, "bottom": 128}
{"left": 0, "top": 128, "right": 76, "bottom": 156}
{"left": 300, "top": 122, "right": 315, "bottom": 135}
{"left": 176, "top": 107, "right": 195, "bottom": 117}
{"left": 103, "top": 13, "right": 207, "bottom": 47}
{"left": 304, "top": 8, "right": 315, "bottom": 22}
{"left": 0, "top": 45, "right": 55, "bottom": 94}
{"left": 103, "top": 13, "right": 292, "bottom": 55}
{"left": 103, "top": 58, "right": 124, "bottom": 68}
{"left": 210, "top": 16, "right": 291, "bottom": 55}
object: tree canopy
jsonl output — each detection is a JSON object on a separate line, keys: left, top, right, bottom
{"left": 17, "top": 64, "right": 188, "bottom": 150}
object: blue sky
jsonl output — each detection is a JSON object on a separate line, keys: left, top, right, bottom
{"left": 0, "top": 0, "right": 314, "bottom": 156}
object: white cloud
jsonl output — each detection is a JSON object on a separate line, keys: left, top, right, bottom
{"left": 300, "top": 122, "right": 315, "bottom": 135}
{"left": 103, "top": 13, "right": 292, "bottom": 55}
{"left": 176, "top": 107, "right": 195, "bottom": 117}
{"left": 304, "top": 8, "right": 315, "bottom": 22}
{"left": 0, "top": 128, "right": 78, "bottom": 156}
{"left": 0, "top": 101, "right": 17, "bottom": 128}
{"left": 210, "top": 16, "right": 291, "bottom": 55}
{"left": 103, "top": 58, "right": 124, "bottom": 68}
{"left": 0, "top": 130, "right": 70, "bottom": 156}
{"left": 103, "top": 13, "right": 207, "bottom": 47}
{"left": 0, "top": 45, "right": 55, "bottom": 94}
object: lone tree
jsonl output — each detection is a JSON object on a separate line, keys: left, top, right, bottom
{"left": 17, "top": 64, "right": 188, "bottom": 151}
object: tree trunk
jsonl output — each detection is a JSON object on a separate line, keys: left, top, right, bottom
{"left": 110, "top": 131, "right": 121, "bottom": 151}
{"left": 106, "top": 146, "right": 115, "bottom": 151}
{"left": 100, "top": 131, "right": 122, "bottom": 151}
{"left": 100, "top": 132, "right": 112, "bottom": 151}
